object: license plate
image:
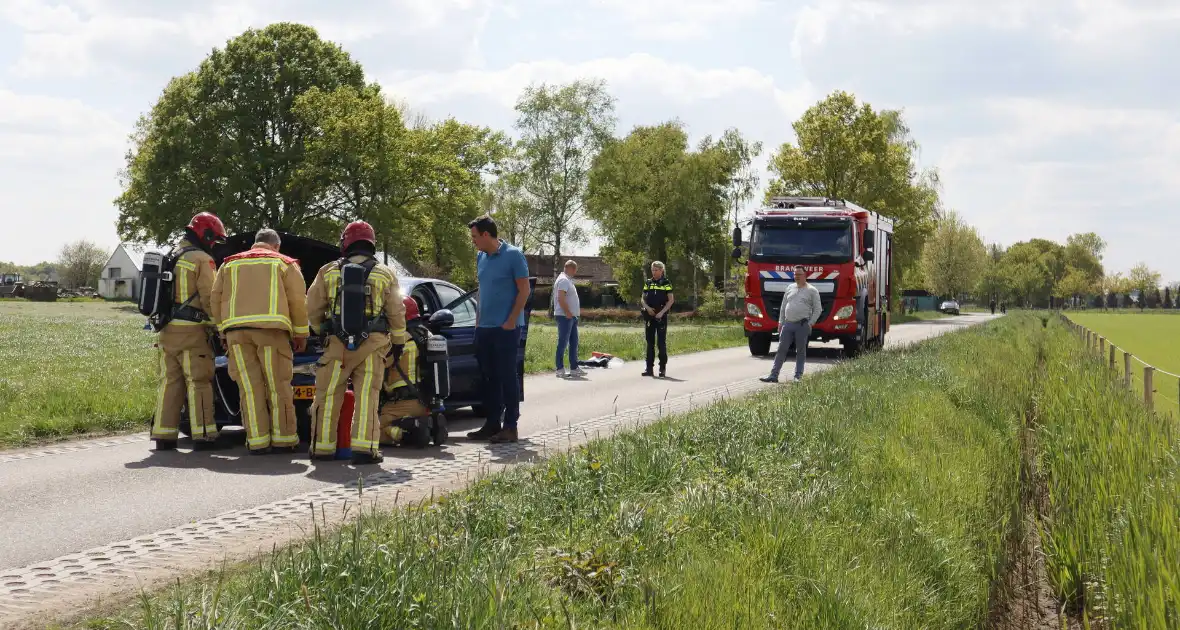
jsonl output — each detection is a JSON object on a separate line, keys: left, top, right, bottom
{"left": 293, "top": 385, "right": 315, "bottom": 400}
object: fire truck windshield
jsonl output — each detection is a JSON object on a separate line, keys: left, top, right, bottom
{"left": 750, "top": 221, "right": 852, "bottom": 263}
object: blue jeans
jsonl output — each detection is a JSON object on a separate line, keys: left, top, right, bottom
{"left": 555, "top": 315, "right": 580, "bottom": 370}
{"left": 475, "top": 326, "right": 522, "bottom": 430}
{"left": 769, "top": 320, "right": 811, "bottom": 380}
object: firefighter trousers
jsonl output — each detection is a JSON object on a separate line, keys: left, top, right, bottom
{"left": 310, "top": 335, "right": 390, "bottom": 457}
{"left": 225, "top": 329, "right": 298, "bottom": 450}
{"left": 153, "top": 327, "right": 218, "bottom": 442}
{"left": 378, "top": 395, "right": 431, "bottom": 445}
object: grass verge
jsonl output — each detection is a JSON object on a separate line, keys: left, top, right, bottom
{"left": 87, "top": 315, "right": 1041, "bottom": 629}
{"left": 0, "top": 301, "right": 157, "bottom": 448}
{"left": 893, "top": 310, "right": 951, "bottom": 325}
{"left": 1036, "top": 317, "right": 1180, "bottom": 626}
{"left": 0, "top": 302, "right": 745, "bottom": 449}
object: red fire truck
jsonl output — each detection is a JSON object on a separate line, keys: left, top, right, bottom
{"left": 731, "top": 196, "right": 894, "bottom": 357}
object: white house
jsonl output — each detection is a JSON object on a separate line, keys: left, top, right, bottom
{"left": 99, "top": 243, "right": 151, "bottom": 299}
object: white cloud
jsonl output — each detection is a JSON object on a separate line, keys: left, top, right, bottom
{"left": 384, "top": 53, "right": 813, "bottom": 120}
{"left": 591, "top": 0, "right": 763, "bottom": 39}
{"left": 0, "top": 89, "right": 125, "bottom": 160}
{"left": 2, "top": 0, "right": 493, "bottom": 79}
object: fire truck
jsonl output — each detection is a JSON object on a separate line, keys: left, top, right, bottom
{"left": 731, "top": 196, "right": 894, "bottom": 357}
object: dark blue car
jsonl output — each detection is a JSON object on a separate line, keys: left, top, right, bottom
{"left": 178, "top": 232, "right": 534, "bottom": 442}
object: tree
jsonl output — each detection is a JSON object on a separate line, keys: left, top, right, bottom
{"left": 116, "top": 23, "right": 368, "bottom": 244}
{"left": 765, "top": 91, "right": 940, "bottom": 288}
{"left": 514, "top": 79, "right": 616, "bottom": 260}
{"left": 1128, "top": 263, "right": 1162, "bottom": 300}
{"left": 715, "top": 129, "right": 762, "bottom": 300}
{"left": 58, "top": 241, "right": 107, "bottom": 289}
{"left": 1065, "top": 232, "right": 1106, "bottom": 262}
{"left": 1054, "top": 268, "right": 1095, "bottom": 306}
{"left": 919, "top": 210, "right": 987, "bottom": 299}
{"left": 975, "top": 243, "right": 1007, "bottom": 303}
{"left": 482, "top": 170, "right": 543, "bottom": 253}
{"left": 586, "top": 121, "right": 738, "bottom": 301}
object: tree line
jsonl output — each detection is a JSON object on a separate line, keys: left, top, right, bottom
{"left": 113, "top": 22, "right": 946, "bottom": 305}
{"left": 917, "top": 215, "right": 1176, "bottom": 309}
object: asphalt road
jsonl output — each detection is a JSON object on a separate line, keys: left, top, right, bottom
{"left": 0, "top": 314, "right": 992, "bottom": 572}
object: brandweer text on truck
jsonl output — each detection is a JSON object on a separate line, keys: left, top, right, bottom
{"left": 731, "top": 196, "right": 894, "bottom": 358}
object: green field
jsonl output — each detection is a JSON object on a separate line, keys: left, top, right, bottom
{"left": 0, "top": 302, "right": 746, "bottom": 448}
{"left": 1066, "top": 311, "right": 1180, "bottom": 419}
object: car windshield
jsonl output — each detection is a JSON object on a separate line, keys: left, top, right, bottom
{"left": 750, "top": 221, "right": 853, "bottom": 263}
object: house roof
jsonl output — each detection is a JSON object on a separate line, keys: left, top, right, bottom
{"left": 105, "top": 242, "right": 156, "bottom": 272}
{"left": 525, "top": 255, "right": 614, "bottom": 283}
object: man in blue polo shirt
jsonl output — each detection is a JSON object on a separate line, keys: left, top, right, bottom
{"left": 467, "top": 214, "right": 530, "bottom": 443}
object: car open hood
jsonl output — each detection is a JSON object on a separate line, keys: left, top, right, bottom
{"left": 213, "top": 232, "right": 340, "bottom": 287}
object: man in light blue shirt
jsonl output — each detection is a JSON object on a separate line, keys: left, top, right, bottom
{"left": 761, "top": 264, "right": 823, "bottom": 382}
{"left": 468, "top": 214, "right": 530, "bottom": 443}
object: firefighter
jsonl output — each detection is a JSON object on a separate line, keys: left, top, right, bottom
{"left": 210, "top": 229, "right": 309, "bottom": 454}
{"left": 151, "top": 212, "right": 227, "bottom": 451}
{"left": 378, "top": 296, "right": 431, "bottom": 447}
{"left": 306, "top": 221, "right": 407, "bottom": 465}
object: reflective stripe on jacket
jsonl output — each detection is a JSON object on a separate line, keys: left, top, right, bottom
{"left": 210, "top": 247, "right": 309, "bottom": 335}
{"left": 383, "top": 341, "right": 420, "bottom": 392}
{"left": 306, "top": 255, "right": 407, "bottom": 345}
{"left": 166, "top": 239, "right": 216, "bottom": 330}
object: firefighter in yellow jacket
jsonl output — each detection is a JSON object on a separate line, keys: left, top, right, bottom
{"left": 151, "top": 212, "right": 226, "bottom": 451}
{"left": 210, "top": 228, "right": 309, "bottom": 454}
{"left": 378, "top": 295, "right": 431, "bottom": 446}
{"left": 306, "top": 221, "right": 406, "bottom": 465}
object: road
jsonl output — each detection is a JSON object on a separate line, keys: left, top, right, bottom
{"left": 0, "top": 314, "right": 992, "bottom": 624}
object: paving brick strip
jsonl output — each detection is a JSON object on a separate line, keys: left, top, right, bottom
{"left": 0, "top": 376, "right": 770, "bottom": 627}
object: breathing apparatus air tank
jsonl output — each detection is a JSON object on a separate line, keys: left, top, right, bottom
{"left": 424, "top": 334, "right": 450, "bottom": 403}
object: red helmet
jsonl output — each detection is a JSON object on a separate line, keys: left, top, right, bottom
{"left": 187, "top": 212, "right": 227, "bottom": 248}
{"left": 340, "top": 221, "right": 376, "bottom": 252}
{"left": 403, "top": 295, "right": 420, "bottom": 322}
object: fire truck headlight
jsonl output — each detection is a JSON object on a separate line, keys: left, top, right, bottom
{"left": 746, "top": 302, "right": 764, "bottom": 318}
{"left": 833, "top": 305, "right": 855, "bottom": 320}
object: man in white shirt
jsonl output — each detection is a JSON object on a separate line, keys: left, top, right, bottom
{"left": 761, "top": 264, "right": 823, "bottom": 382}
{"left": 553, "top": 260, "right": 585, "bottom": 378}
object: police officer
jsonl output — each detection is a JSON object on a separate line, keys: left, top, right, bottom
{"left": 210, "top": 229, "right": 309, "bottom": 454}
{"left": 306, "top": 221, "right": 407, "bottom": 465}
{"left": 378, "top": 296, "right": 431, "bottom": 447}
{"left": 151, "top": 212, "right": 226, "bottom": 452}
{"left": 640, "top": 261, "right": 675, "bottom": 378}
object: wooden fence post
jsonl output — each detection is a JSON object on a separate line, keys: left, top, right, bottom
{"left": 1144, "top": 366, "right": 1154, "bottom": 412}
{"left": 1109, "top": 344, "right": 1116, "bottom": 370}
{"left": 1124, "top": 351, "right": 1133, "bottom": 389}
{"left": 1099, "top": 337, "right": 1106, "bottom": 356}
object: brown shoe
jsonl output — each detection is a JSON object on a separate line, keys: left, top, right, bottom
{"left": 488, "top": 428, "right": 518, "bottom": 443}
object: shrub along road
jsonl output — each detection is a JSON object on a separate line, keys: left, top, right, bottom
{"left": 0, "top": 314, "right": 991, "bottom": 627}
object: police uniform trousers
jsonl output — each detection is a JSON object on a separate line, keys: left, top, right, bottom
{"left": 152, "top": 327, "right": 218, "bottom": 442}
{"left": 310, "top": 334, "right": 390, "bottom": 457}
{"left": 378, "top": 395, "right": 431, "bottom": 445}
{"left": 225, "top": 328, "right": 298, "bottom": 450}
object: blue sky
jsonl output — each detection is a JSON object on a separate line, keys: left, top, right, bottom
{"left": 1, "top": 0, "right": 1177, "bottom": 283}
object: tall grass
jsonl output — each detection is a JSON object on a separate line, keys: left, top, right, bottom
{"left": 1037, "top": 319, "right": 1180, "bottom": 626}
{"left": 92, "top": 316, "right": 1041, "bottom": 629}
